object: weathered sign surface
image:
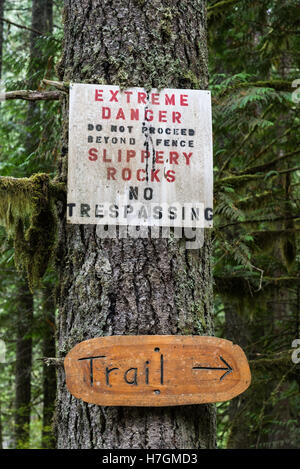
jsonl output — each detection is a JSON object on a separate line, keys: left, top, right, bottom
{"left": 64, "top": 336, "right": 251, "bottom": 407}
{"left": 67, "top": 84, "right": 213, "bottom": 228}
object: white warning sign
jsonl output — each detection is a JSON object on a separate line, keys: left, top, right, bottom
{"left": 67, "top": 84, "right": 213, "bottom": 228}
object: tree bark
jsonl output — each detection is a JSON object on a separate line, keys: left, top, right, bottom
{"left": 25, "top": 0, "right": 53, "bottom": 171}
{"left": 0, "top": 400, "right": 2, "bottom": 449}
{"left": 41, "top": 281, "right": 57, "bottom": 449}
{"left": 27, "top": 0, "right": 57, "bottom": 449}
{"left": 0, "top": 0, "right": 5, "bottom": 451}
{"left": 15, "top": 280, "right": 33, "bottom": 448}
{"left": 14, "top": 0, "right": 54, "bottom": 449}
{"left": 55, "top": 0, "right": 215, "bottom": 449}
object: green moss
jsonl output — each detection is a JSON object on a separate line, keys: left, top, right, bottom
{"left": 133, "top": 0, "right": 146, "bottom": 7}
{"left": 182, "top": 70, "right": 201, "bottom": 89}
{"left": 0, "top": 174, "right": 65, "bottom": 291}
{"left": 159, "top": 7, "right": 174, "bottom": 41}
{"left": 250, "top": 354, "right": 297, "bottom": 379}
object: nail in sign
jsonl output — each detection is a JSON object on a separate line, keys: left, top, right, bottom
{"left": 64, "top": 336, "right": 251, "bottom": 406}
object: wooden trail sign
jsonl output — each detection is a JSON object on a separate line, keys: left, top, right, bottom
{"left": 64, "top": 336, "right": 251, "bottom": 407}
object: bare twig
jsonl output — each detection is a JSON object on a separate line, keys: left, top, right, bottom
{"left": 0, "top": 16, "right": 43, "bottom": 35}
{"left": 38, "top": 357, "right": 64, "bottom": 367}
{"left": 42, "top": 79, "right": 69, "bottom": 92}
{"left": 218, "top": 214, "right": 300, "bottom": 230}
{"left": 2, "top": 89, "right": 61, "bottom": 101}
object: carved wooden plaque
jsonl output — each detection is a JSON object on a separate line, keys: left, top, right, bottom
{"left": 64, "top": 336, "right": 251, "bottom": 407}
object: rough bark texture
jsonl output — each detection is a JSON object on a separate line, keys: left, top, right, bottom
{"left": 55, "top": 0, "right": 216, "bottom": 449}
{"left": 15, "top": 280, "right": 33, "bottom": 447}
{"left": 0, "top": 0, "right": 4, "bottom": 451}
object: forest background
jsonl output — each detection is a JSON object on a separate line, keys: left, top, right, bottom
{"left": 0, "top": 0, "right": 299, "bottom": 449}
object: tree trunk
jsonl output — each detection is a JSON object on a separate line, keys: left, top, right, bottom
{"left": 55, "top": 0, "right": 215, "bottom": 449}
{"left": 0, "top": 0, "right": 4, "bottom": 79}
{"left": 0, "top": 0, "right": 5, "bottom": 451}
{"left": 41, "top": 281, "right": 57, "bottom": 449}
{"left": 15, "top": 280, "right": 33, "bottom": 448}
{"left": 14, "top": 0, "right": 54, "bottom": 449}
{"left": 27, "top": 0, "right": 56, "bottom": 448}
{"left": 0, "top": 400, "right": 2, "bottom": 449}
{"left": 25, "top": 0, "right": 53, "bottom": 170}
{"left": 224, "top": 301, "right": 255, "bottom": 449}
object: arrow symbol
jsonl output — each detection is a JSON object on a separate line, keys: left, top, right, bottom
{"left": 192, "top": 356, "right": 233, "bottom": 381}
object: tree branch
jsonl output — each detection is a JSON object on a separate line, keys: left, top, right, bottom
{"left": 217, "top": 103, "right": 274, "bottom": 177}
{"left": 42, "top": 79, "right": 69, "bottom": 92}
{"left": 222, "top": 80, "right": 293, "bottom": 95}
{"left": 236, "top": 149, "right": 300, "bottom": 175}
{"left": 38, "top": 357, "right": 64, "bottom": 367}
{"left": 207, "top": 0, "right": 243, "bottom": 18}
{"left": 2, "top": 89, "right": 61, "bottom": 101}
{"left": 218, "top": 215, "right": 300, "bottom": 230}
{"left": 0, "top": 16, "right": 43, "bottom": 36}
{"left": 216, "top": 166, "right": 300, "bottom": 187}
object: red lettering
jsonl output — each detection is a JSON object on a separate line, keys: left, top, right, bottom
{"left": 130, "top": 108, "right": 139, "bottom": 120}
{"left": 138, "top": 92, "right": 147, "bottom": 104}
{"left": 180, "top": 94, "right": 188, "bottom": 106}
{"left": 159, "top": 110, "right": 167, "bottom": 123}
{"left": 88, "top": 148, "right": 98, "bottom": 161}
{"left": 109, "top": 90, "right": 119, "bottom": 102}
{"left": 103, "top": 149, "right": 111, "bottom": 163}
{"left": 172, "top": 111, "right": 181, "bottom": 123}
{"left": 165, "top": 170, "right": 176, "bottom": 182}
{"left": 116, "top": 108, "right": 125, "bottom": 120}
{"left": 122, "top": 168, "right": 132, "bottom": 181}
{"left": 165, "top": 94, "right": 175, "bottom": 105}
{"left": 124, "top": 91, "right": 133, "bottom": 103}
{"left": 102, "top": 107, "right": 111, "bottom": 119}
{"left": 183, "top": 152, "right": 193, "bottom": 165}
{"left": 170, "top": 152, "right": 179, "bottom": 165}
{"left": 151, "top": 93, "right": 160, "bottom": 105}
{"left": 107, "top": 167, "right": 116, "bottom": 180}
{"left": 151, "top": 169, "right": 160, "bottom": 182}
{"left": 141, "top": 150, "right": 150, "bottom": 162}
{"left": 155, "top": 151, "right": 164, "bottom": 164}
{"left": 95, "top": 90, "right": 103, "bottom": 101}
{"left": 126, "top": 150, "right": 136, "bottom": 162}
{"left": 145, "top": 110, "right": 153, "bottom": 121}
{"left": 137, "top": 169, "right": 146, "bottom": 182}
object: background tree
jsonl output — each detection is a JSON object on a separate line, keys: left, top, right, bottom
{"left": 0, "top": 0, "right": 4, "bottom": 79}
{"left": 0, "top": 0, "right": 61, "bottom": 449}
{"left": 209, "top": 0, "right": 300, "bottom": 448}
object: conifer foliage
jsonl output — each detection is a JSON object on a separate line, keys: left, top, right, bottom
{"left": 0, "top": 0, "right": 299, "bottom": 449}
